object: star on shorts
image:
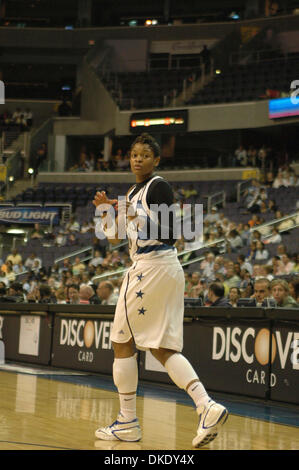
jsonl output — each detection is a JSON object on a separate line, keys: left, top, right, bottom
{"left": 136, "top": 290, "right": 144, "bottom": 299}
{"left": 138, "top": 307, "right": 146, "bottom": 315}
{"left": 137, "top": 273, "right": 144, "bottom": 282}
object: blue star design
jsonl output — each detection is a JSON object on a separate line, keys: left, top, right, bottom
{"left": 137, "top": 273, "right": 144, "bottom": 282}
{"left": 138, "top": 307, "right": 146, "bottom": 315}
{"left": 136, "top": 290, "right": 144, "bottom": 299}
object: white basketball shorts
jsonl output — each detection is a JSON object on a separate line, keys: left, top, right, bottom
{"left": 110, "top": 257, "right": 185, "bottom": 352}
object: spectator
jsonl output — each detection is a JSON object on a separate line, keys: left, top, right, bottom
{"left": 228, "top": 287, "right": 241, "bottom": 307}
{"left": 204, "top": 207, "right": 220, "bottom": 224}
{"left": 55, "top": 288, "right": 67, "bottom": 304}
{"left": 96, "top": 281, "right": 118, "bottom": 305}
{"left": 55, "top": 230, "right": 67, "bottom": 247}
{"left": 29, "top": 223, "right": 45, "bottom": 239}
{"left": 253, "top": 278, "right": 271, "bottom": 306}
{"left": 208, "top": 282, "right": 232, "bottom": 307}
{"left": 235, "top": 145, "right": 247, "bottom": 167}
{"left": 7, "top": 282, "right": 26, "bottom": 302}
{"left": 6, "top": 248, "right": 22, "bottom": 266}
{"left": 5, "top": 263, "right": 16, "bottom": 283}
{"left": 227, "top": 229, "right": 243, "bottom": 252}
{"left": 255, "top": 241, "right": 269, "bottom": 261}
{"left": 66, "top": 216, "right": 80, "bottom": 233}
{"left": 79, "top": 285, "right": 95, "bottom": 304}
{"left": 72, "top": 257, "right": 86, "bottom": 275}
{"left": 24, "top": 252, "right": 42, "bottom": 271}
{"left": 201, "top": 252, "right": 215, "bottom": 280}
{"left": 279, "top": 254, "right": 295, "bottom": 275}
{"left": 237, "top": 254, "right": 253, "bottom": 275}
{"left": 264, "top": 227, "right": 282, "bottom": 244}
{"left": 67, "top": 284, "right": 80, "bottom": 304}
{"left": 31, "top": 143, "right": 47, "bottom": 175}
{"left": 89, "top": 250, "right": 104, "bottom": 268}
{"left": 270, "top": 279, "right": 299, "bottom": 308}
{"left": 224, "top": 266, "right": 241, "bottom": 289}
{"left": 12, "top": 108, "right": 22, "bottom": 124}
{"left": 58, "top": 99, "right": 72, "bottom": 116}
{"left": 24, "top": 108, "right": 33, "bottom": 127}
{"left": 81, "top": 221, "right": 93, "bottom": 233}
{"left": 200, "top": 44, "right": 211, "bottom": 73}
{"left": 39, "top": 284, "right": 56, "bottom": 303}
{"left": 288, "top": 278, "right": 299, "bottom": 304}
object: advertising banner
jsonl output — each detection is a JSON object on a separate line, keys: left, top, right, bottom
{"left": 0, "top": 206, "right": 60, "bottom": 225}
{"left": 0, "top": 311, "right": 52, "bottom": 365}
{"left": 140, "top": 319, "right": 274, "bottom": 398}
{"left": 51, "top": 315, "right": 114, "bottom": 373}
{"left": 269, "top": 321, "right": 299, "bottom": 405}
{"left": 195, "top": 319, "right": 273, "bottom": 397}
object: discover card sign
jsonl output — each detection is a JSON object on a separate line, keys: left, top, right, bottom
{"left": 51, "top": 315, "right": 114, "bottom": 373}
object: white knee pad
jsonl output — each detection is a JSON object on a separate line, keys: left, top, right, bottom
{"left": 164, "top": 353, "right": 199, "bottom": 390}
{"left": 113, "top": 353, "right": 138, "bottom": 394}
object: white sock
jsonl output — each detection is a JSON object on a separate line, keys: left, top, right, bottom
{"left": 119, "top": 394, "right": 137, "bottom": 422}
{"left": 113, "top": 354, "right": 138, "bottom": 422}
{"left": 164, "top": 353, "right": 210, "bottom": 411}
{"left": 187, "top": 380, "right": 210, "bottom": 411}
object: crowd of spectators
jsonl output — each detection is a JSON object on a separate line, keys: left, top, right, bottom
{"left": 0, "top": 201, "right": 297, "bottom": 309}
{"left": 0, "top": 108, "right": 33, "bottom": 130}
{"left": 0, "top": 239, "right": 297, "bottom": 308}
{"left": 0, "top": 165, "right": 297, "bottom": 309}
{"left": 69, "top": 146, "right": 130, "bottom": 173}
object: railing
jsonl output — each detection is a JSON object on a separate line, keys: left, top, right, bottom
{"left": 229, "top": 49, "right": 299, "bottom": 66}
{"left": 252, "top": 212, "right": 299, "bottom": 237}
{"left": 204, "top": 191, "right": 226, "bottom": 213}
{"left": 54, "top": 245, "right": 94, "bottom": 265}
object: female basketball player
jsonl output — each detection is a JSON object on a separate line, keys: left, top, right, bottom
{"left": 92, "top": 133, "right": 228, "bottom": 448}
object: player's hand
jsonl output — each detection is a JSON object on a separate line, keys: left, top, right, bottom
{"left": 92, "top": 191, "right": 118, "bottom": 208}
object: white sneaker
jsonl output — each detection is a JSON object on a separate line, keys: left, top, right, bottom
{"left": 192, "top": 400, "right": 228, "bottom": 448}
{"left": 95, "top": 413, "right": 142, "bottom": 442}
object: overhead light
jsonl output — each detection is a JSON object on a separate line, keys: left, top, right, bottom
{"left": 28, "top": 168, "right": 34, "bottom": 174}
{"left": 8, "top": 176, "right": 14, "bottom": 182}
{"left": 7, "top": 229, "right": 25, "bottom": 234}
{"left": 215, "top": 69, "right": 222, "bottom": 75}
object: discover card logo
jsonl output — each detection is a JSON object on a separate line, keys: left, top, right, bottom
{"left": 212, "top": 327, "right": 299, "bottom": 387}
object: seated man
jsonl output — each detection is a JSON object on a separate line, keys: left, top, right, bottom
{"left": 96, "top": 281, "right": 118, "bottom": 305}
{"left": 208, "top": 282, "right": 232, "bottom": 307}
{"left": 253, "top": 278, "right": 271, "bottom": 306}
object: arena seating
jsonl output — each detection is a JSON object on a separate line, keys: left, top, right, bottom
{"left": 186, "top": 53, "right": 299, "bottom": 106}
{"left": 102, "top": 68, "right": 199, "bottom": 110}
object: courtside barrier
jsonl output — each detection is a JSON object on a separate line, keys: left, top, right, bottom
{"left": 0, "top": 304, "right": 298, "bottom": 404}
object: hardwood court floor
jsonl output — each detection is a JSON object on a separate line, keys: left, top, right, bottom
{"left": 0, "top": 368, "right": 298, "bottom": 451}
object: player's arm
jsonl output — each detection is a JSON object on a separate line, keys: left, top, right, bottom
{"left": 147, "top": 180, "right": 177, "bottom": 245}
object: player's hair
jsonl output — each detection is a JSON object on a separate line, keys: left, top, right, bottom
{"left": 130, "top": 133, "right": 160, "bottom": 157}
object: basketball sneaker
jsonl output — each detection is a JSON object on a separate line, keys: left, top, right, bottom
{"left": 95, "top": 413, "right": 142, "bottom": 442}
{"left": 192, "top": 399, "right": 228, "bottom": 448}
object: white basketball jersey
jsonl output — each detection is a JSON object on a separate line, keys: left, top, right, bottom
{"left": 126, "top": 176, "right": 177, "bottom": 262}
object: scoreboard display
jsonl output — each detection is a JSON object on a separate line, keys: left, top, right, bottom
{"left": 130, "top": 110, "right": 188, "bottom": 134}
